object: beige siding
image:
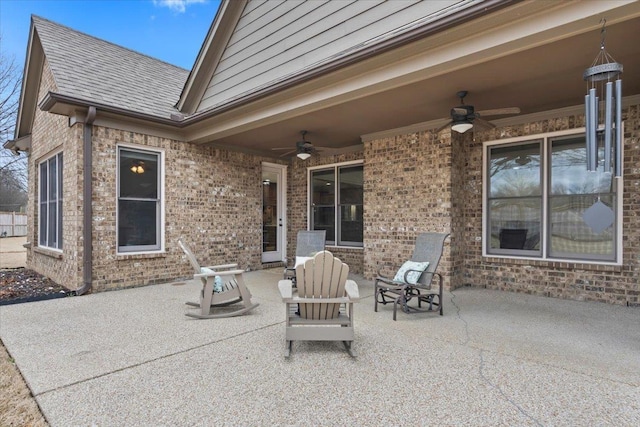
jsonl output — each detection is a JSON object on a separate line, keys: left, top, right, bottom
{"left": 197, "top": 0, "right": 461, "bottom": 112}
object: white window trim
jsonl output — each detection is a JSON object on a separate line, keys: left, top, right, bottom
{"left": 38, "top": 150, "right": 63, "bottom": 252}
{"left": 116, "top": 144, "right": 165, "bottom": 255}
{"left": 307, "top": 160, "right": 364, "bottom": 248}
{"left": 482, "top": 127, "right": 623, "bottom": 266}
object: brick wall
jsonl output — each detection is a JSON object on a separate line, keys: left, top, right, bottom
{"left": 89, "top": 127, "right": 282, "bottom": 291}
{"left": 363, "top": 132, "right": 454, "bottom": 288}
{"left": 27, "top": 60, "right": 84, "bottom": 290}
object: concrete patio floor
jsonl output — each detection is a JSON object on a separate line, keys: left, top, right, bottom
{"left": 0, "top": 268, "right": 638, "bottom": 426}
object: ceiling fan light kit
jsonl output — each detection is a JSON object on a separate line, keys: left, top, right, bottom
{"left": 272, "top": 130, "right": 326, "bottom": 160}
{"left": 451, "top": 120, "right": 473, "bottom": 133}
{"left": 439, "top": 90, "right": 520, "bottom": 135}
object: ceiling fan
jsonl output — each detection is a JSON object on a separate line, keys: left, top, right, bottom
{"left": 271, "top": 131, "right": 327, "bottom": 160}
{"left": 437, "top": 91, "right": 521, "bottom": 134}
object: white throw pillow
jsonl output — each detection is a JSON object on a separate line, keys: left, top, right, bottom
{"left": 200, "top": 267, "right": 223, "bottom": 293}
{"left": 393, "top": 261, "right": 430, "bottom": 285}
{"left": 294, "top": 256, "right": 312, "bottom": 267}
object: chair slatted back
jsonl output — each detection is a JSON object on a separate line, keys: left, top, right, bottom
{"left": 296, "top": 251, "right": 349, "bottom": 320}
{"left": 411, "top": 233, "right": 449, "bottom": 286}
{"left": 178, "top": 238, "right": 202, "bottom": 274}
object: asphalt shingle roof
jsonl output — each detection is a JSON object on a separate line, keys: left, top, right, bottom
{"left": 33, "top": 15, "right": 189, "bottom": 119}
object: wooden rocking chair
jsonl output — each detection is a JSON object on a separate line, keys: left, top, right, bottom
{"left": 178, "top": 238, "right": 259, "bottom": 319}
{"left": 278, "top": 251, "right": 359, "bottom": 357}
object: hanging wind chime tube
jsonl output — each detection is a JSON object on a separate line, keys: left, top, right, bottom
{"left": 583, "top": 19, "right": 623, "bottom": 176}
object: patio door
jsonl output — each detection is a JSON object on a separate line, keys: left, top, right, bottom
{"left": 262, "top": 163, "right": 287, "bottom": 263}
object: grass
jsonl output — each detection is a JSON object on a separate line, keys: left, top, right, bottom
{"left": 0, "top": 339, "right": 48, "bottom": 426}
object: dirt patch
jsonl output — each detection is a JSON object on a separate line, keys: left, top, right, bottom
{"left": 0, "top": 269, "right": 71, "bottom": 305}
{"left": 0, "top": 342, "right": 48, "bottom": 427}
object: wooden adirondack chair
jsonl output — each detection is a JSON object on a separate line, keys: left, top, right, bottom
{"left": 278, "top": 251, "right": 359, "bottom": 358}
{"left": 178, "top": 238, "right": 259, "bottom": 319}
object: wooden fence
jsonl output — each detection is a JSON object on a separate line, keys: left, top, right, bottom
{"left": 0, "top": 211, "right": 27, "bottom": 237}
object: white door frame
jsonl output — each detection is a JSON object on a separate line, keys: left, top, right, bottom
{"left": 261, "top": 162, "right": 287, "bottom": 263}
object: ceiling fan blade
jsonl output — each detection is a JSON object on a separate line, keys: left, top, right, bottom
{"left": 278, "top": 150, "right": 296, "bottom": 157}
{"left": 476, "top": 107, "right": 520, "bottom": 117}
{"left": 474, "top": 117, "right": 496, "bottom": 131}
{"left": 272, "top": 147, "right": 293, "bottom": 150}
{"left": 435, "top": 120, "right": 453, "bottom": 133}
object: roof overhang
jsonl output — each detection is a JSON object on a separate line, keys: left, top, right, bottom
{"left": 175, "top": 0, "right": 640, "bottom": 154}
{"left": 3, "top": 134, "right": 32, "bottom": 155}
{"left": 15, "top": 17, "right": 45, "bottom": 140}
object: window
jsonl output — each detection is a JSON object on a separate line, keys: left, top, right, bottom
{"left": 117, "top": 147, "right": 162, "bottom": 253}
{"left": 310, "top": 163, "right": 363, "bottom": 247}
{"left": 39, "top": 152, "right": 63, "bottom": 250}
{"left": 485, "top": 132, "right": 620, "bottom": 263}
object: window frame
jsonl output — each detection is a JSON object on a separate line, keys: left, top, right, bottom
{"left": 307, "top": 160, "right": 364, "bottom": 248}
{"left": 38, "top": 151, "right": 63, "bottom": 251}
{"left": 482, "top": 128, "right": 623, "bottom": 265}
{"left": 116, "top": 145, "right": 165, "bottom": 254}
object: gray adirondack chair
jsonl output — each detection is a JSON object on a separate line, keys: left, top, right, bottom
{"left": 374, "top": 232, "right": 448, "bottom": 320}
{"left": 278, "top": 250, "right": 359, "bottom": 357}
{"left": 178, "top": 238, "right": 259, "bottom": 319}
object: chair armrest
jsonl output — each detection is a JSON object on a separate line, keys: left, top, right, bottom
{"left": 410, "top": 271, "right": 443, "bottom": 289}
{"left": 345, "top": 280, "right": 360, "bottom": 300}
{"left": 278, "top": 280, "right": 293, "bottom": 299}
{"left": 376, "top": 264, "right": 397, "bottom": 279}
{"left": 194, "top": 269, "right": 244, "bottom": 279}
{"left": 288, "top": 296, "right": 352, "bottom": 304}
{"left": 203, "top": 263, "right": 239, "bottom": 270}
{"left": 403, "top": 268, "right": 432, "bottom": 284}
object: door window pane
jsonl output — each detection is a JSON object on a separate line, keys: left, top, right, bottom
{"left": 262, "top": 173, "right": 278, "bottom": 252}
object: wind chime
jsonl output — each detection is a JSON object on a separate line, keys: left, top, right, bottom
{"left": 583, "top": 19, "right": 623, "bottom": 176}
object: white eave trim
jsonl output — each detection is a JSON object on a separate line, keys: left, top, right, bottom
{"left": 176, "top": 0, "right": 247, "bottom": 114}
{"left": 3, "top": 134, "right": 32, "bottom": 154}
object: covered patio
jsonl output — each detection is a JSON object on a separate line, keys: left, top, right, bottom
{"left": 1, "top": 269, "right": 638, "bottom": 425}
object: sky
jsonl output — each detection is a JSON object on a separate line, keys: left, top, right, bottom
{"left": 0, "top": 0, "right": 222, "bottom": 70}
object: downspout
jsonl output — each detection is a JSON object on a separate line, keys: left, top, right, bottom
{"left": 75, "top": 106, "right": 96, "bottom": 296}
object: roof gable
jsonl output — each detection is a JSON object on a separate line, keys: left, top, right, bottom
{"left": 27, "top": 16, "right": 189, "bottom": 122}
{"left": 179, "top": 0, "right": 466, "bottom": 116}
